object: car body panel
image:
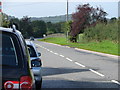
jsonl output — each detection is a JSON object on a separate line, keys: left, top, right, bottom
{"left": 30, "top": 57, "right": 42, "bottom": 81}
{"left": 32, "top": 67, "right": 42, "bottom": 81}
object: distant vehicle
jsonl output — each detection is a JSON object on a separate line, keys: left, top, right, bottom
{"left": 26, "top": 40, "right": 42, "bottom": 89}
{"left": 30, "top": 36, "right": 35, "bottom": 41}
{"left": 0, "top": 27, "right": 36, "bottom": 90}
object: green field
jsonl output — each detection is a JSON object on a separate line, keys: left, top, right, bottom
{"left": 38, "top": 37, "right": 119, "bottom": 56}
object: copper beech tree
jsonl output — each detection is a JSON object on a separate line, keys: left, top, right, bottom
{"left": 70, "top": 4, "right": 107, "bottom": 42}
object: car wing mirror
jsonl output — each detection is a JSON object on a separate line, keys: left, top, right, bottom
{"left": 38, "top": 52, "right": 41, "bottom": 56}
{"left": 31, "top": 60, "right": 42, "bottom": 67}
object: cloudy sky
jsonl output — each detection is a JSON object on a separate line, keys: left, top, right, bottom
{"left": 2, "top": 0, "right": 119, "bottom": 19}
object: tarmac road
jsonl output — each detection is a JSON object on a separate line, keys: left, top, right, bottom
{"left": 34, "top": 40, "right": 119, "bottom": 89}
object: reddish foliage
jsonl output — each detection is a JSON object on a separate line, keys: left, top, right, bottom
{"left": 70, "top": 4, "right": 107, "bottom": 37}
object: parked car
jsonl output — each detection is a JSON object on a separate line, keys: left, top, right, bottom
{"left": 0, "top": 26, "right": 36, "bottom": 90}
{"left": 26, "top": 40, "right": 42, "bottom": 89}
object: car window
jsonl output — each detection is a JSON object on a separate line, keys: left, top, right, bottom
{"left": 31, "top": 60, "right": 40, "bottom": 67}
{"left": 27, "top": 45, "right": 37, "bottom": 57}
{"left": 0, "top": 33, "right": 21, "bottom": 66}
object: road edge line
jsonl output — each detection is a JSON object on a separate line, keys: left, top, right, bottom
{"left": 75, "top": 48, "right": 119, "bottom": 59}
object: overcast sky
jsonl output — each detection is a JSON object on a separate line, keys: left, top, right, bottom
{"left": 2, "top": 1, "right": 119, "bottom": 19}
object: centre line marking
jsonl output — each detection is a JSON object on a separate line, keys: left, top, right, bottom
{"left": 111, "top": 80, "right": 120, "bottom": 85}
{"left": 60, "top": 55, "right": 65, "bottom": 57}
{"left": 36, "top": 44, "right": 44, "bottom": 49}
{"left": 66, "top": 58, "right": 73, "bottom": 62}
{"left": 89, "top": 69, "right": 105, "bottom": 77}
{"left": 47, "top": 49, "right": 50, "bottom": 51}
{"left": 36, "top": 43, "right": 105, "bottom": 78}
{"left": 54, "top": 53, "right": 59, "bottom": 55}
{"left": 36, "top": 44, "right": 41, "bottom": 47}
{"left": 50, "top": 51, "right": 54, "bottom": 53}
{"left": 75, "top": 62, "right": 86, "bottom": 67}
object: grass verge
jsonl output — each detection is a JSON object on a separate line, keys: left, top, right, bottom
{"left": 38, "top": 37, "right": 119, "bottom": 56}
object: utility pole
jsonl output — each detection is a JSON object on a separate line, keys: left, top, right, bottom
{"left": 66, "top": 0, "right": 68, "bottom": 22}
{"left": 66, "top": 0, "right": 69, "bottom": 43}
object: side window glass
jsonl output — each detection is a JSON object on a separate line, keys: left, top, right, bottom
{"left": 27, "top": 46, "right": 37, "bottom": 57}
{"left": 2, "top": 34, "right": 18, "bottom": 66}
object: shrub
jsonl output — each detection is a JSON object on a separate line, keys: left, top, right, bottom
{"left": 83, "top": 21, "right": 118, "bottom": 43}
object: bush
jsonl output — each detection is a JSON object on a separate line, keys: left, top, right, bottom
{"left": 83, "top": 21, "right": 118, "bottom": 43}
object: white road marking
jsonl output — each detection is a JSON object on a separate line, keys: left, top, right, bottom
{"left": 74, "top": 62, "right": 86, "bottom": 68}
{"left": 42, "top": 47, "right": 45, "bottom": 49}
{"left": 36, "top": 44, "right": 42, "bottom": 47}
{"left": 75, "top": 48, "right": 119, "bottom": 59}
{"left": 66, "top": 46, "right": 70, "bottom": 48}
{"left": 50, "top": 51, "right": 54, "bottom": 53}
{"left": 47, "top": 49, "right": 50, "bottom": 51}
{"left": 59, "top": 55, "right": 65, "bottom": 57}
{"left": 54, "top": 53, "right": 59, "bottom": 55}
{"left": 66, "top": 58, "right": 73, "bottom": 62}
{"left": 46, "top": 49, "right": 50, "bottom": 51}
{"left": 36, "top": 44, "right": 60, "bottom": 56}
{"left": 111, "top": 80, "right": 120, "bottom": 85}
{"left": 89, "top": 69, "right": 105, "bottom": 77}
{"left": 36, "top": 43, "right": 107, "bottom": 78}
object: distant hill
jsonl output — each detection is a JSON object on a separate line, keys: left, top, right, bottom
{"left": 30, "top": 14, "right": 72, "bottom": 23}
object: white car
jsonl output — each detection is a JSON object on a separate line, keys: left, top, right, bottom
{"left": 26, "top": 40, "right": 42, "bottom": 89}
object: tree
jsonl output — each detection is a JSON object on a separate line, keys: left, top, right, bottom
{"left": 70, "top": 4, "right": 107, "bottom": 42}
{"left": 53, "top": 22, "right": 63, "bottom": 33}
{"left": 110, "top": 17, "right": 117, "bottom": 23}
{"left": 19, "top": 16, "right": 33, "bottom": 38}
{"left": 62, "top": 21, "right": 72, "bottom": 33}
{"left": 46, "top": 22, "right": 55, "bottom": 34}
{"left": 9, "top": 18, "right": 20, "bottom": 30}
{"left": 31, "top": 20, "right": 47, "bottom": 38}
{"left": 1, "top": 13, "right": 10, "bottom": 28}
{"left": 46, "top": 22, "right": 65, "bottom": 34}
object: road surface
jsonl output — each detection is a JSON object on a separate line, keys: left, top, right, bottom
{"left": 34, "top": 40, "right": 119, "bottom": 89}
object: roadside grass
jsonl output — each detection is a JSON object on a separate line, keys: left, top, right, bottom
{"left": 38, "top": 37, "right": 119, "bottom": 56}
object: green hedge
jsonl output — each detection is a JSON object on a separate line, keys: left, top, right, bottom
{"left": 83, "top": 21, "right": 118, "bottom": 43}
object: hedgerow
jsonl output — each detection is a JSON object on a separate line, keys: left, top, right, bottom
{"left": 83, "top": 21, "right": 118, "bottom": 43}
